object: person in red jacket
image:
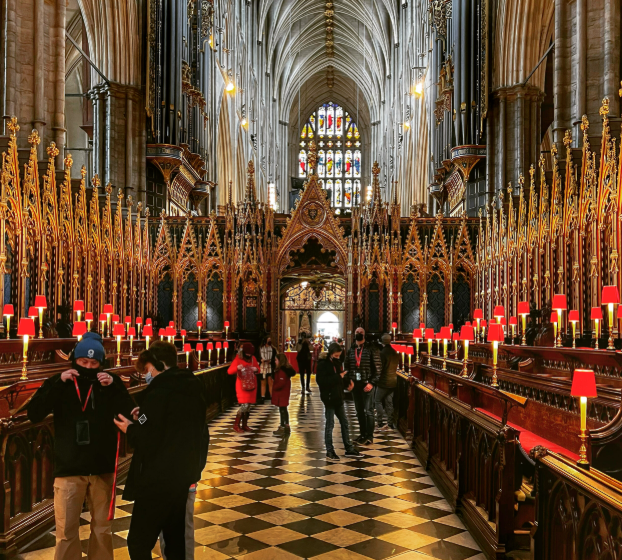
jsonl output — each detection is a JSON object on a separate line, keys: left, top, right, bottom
{"left": 272, "top": 353, "right": 296, "bottom": 436}
{"left": 227, "top": 343, "right": 259, "bottom": 433}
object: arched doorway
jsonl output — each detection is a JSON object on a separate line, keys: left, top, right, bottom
{"left": 317, "top": 312, "right": 340, "bottom": 338}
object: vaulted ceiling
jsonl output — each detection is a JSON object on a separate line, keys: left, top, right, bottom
{"left": 259, "top": 0, "right": 397, "bottom": 124}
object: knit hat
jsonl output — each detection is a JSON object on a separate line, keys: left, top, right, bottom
{"left": 74, "top": 332, "right": 106, "bottom": 364}
{"left": 242, "top": 342, "right": 255, "bottom": 355}
{"left": 381, "top": 333, "right": 392, "bottom": 345}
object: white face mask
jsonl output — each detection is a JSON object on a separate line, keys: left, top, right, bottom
{"left": 145, "top": 368, "right": 156, "bottom": 384}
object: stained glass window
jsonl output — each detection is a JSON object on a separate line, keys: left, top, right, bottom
{"left": 298, "top": 102, "right": 363, "bottom": 211}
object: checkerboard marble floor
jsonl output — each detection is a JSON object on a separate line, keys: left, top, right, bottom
{"left": 19, "top": 379, "right": 484, "bottom": 560}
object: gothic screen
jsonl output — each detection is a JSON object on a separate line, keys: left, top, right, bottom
{"left": 299, "top": 102, "right": 362, "bottom": 213}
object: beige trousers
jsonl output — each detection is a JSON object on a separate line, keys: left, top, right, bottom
{"left": 54, "top": 474, "right": 114, "bottom": 560}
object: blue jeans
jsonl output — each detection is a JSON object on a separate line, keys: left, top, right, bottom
{"left": 324, "top": 403, "right": 355, "bottom": 454}
{"left": 352, "top": 382, "right": 376, "bottom": 439}
{"left": 375, "top": 386, "right": 395, "bottom": 427}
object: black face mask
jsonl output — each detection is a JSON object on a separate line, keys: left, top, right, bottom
{"left": 355, "top": 333, "right": 364, "bottom": 341}
{"left": 243, "top": 354, "right": 253, "bottom": 361}
{"left": 73, "top": 363, "right": 101, "bottom": 379}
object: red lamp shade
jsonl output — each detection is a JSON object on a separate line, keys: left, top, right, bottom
{"left": 413, "top": 328, "right": 422, "bottom": 339}
{"left": 509, "top": 316, "right": 518, "bottom": 326}
{"left": 17, "top": 317, "right": 35, "bottom": 337}
{"left": 571, "top": 369, "right": 598, "bottom": 398}
{"left": 602, "top": 285, "right": 620, "bottom": 305}
{"left": 420, "top": 323, "right": 425, "bottom": 329}
{"left": 169, "top": 321, "right": 175, "bottom": 327}
{"left": 103, "top": 304, "right": 113, "bottom": 314}
{"left": 196, "top": 343, "right": 204, "bottom": 352}
{"left": 99, "top": 313, "right": 107, "bottom": 322}
{"left": 224, "top": 321, "right": 230, "bottom": 328}
{"left": 197, "top": 321, "right": 203, "bottom": 328}
{"left": 449, "top": 323, "right": 454, "bottom": 331}
{"left": 165, "top": 327, "right": 175, "bottom": 337}
{"left": 127, "top": 327, "right": 136, "bottom": 337}
{"left": 517, "top": 301, "right": 529, "bottom": 315}
{"left": 142, "top": 325, "right": 153, "bottom": 337}
{"left": 3, "top": 304, "right": 14, "bottom": 317}
{"left": 500, "top": 317, "right": 507, "bottom": 326}
{"left": 207, "top": 342, "right": 214, "bottom": 350}
{"left": 112, "top": 314, "right": 120, "bottom": 323}
{"left": 460, "top": 325, "right": 474, "bottom": 342}
{"left": 568, "top": 310, "right": 580, "bottom": 322}
{"left": 552, "top": 294, "right": 568, "bottom": 310}
{"left": 473, "top": 309, "right": 483, "bottom": 320}
{"left": 223, "top": 341, "right": 229, "bottom": 349}
{"left": 72, "top": 322, "right": 87, "bottom": 337}
{"left": 85, "top": 311, "right": 94, "bottom": 321}
{"left": 465, "top": 321, "right": 472, "bottom": 326}
{"left": 391, "top": 344, "right": 398, "bottom": 352}
{"left": 136, "top": 317, "right": 143, "bottom": 325}
{"left": 481, "top": 320, "right": 487, "bottom": 328}
{"left": 124, "top": 316, "right": 132, "bottom": 324}
{"left": 181, "top": 329, "right": 187, "bottom": 337}
{"left": 28, "top": 307, "right": 37, "bottom": 318}
{"left": 494, "top": 305, "right": 505, "bottom": 317}
{"left": 158, "top": 328, "right": 165, "bottom": 337}
{"left": 452, "top": 332, "right": 460, "bottom": 341}
{"left": 591, "top": 307, "right": 603, "bottom": 320}
{"left": 392, "top": 322, "right": 397, "bottom": 329}
{"left": 487, "top": 323, "right": 504, "bottom": 342}
{"left": 34, "top": 295, "right": 47, "bottom": 309}
{"left": 74, "top": 300, "right": 85, "bottom": 312}
{"left": 216, "top": 342, "right": 222, "bottom": 349}
{"left": 439, "top": 327, "right": 452, "bottom": 340}
{"left": 113, "top": 324, "right": 125, "bottom": 337}
{"left": 145, "top": 318, "right": 152, "bottom": 326}
{"left": 550, "top": 312, "right": 559, "bottom": 324}
{"left": 424, "top": 328, "right": 435, "bottom": 340}
{"left": 183, "top": 343, "right": 191, "bottom": 352}
{"left": 406, "top": 346, "right": 414, "bottom": 355}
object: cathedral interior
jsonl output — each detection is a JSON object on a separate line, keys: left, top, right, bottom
{"left": 0, "top": 0, "right": 621, "bottom": 559}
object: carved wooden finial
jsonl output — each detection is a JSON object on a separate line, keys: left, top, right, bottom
{"left": 563, "top": 129, "right": 572, "bottom": 148}
{"left": 64, "top": 153, "right": 73, "bottom": 169}
{"left": 47, "top": 142, "right": 60, "bottom": 159}
{"left": 105, "top": 183, "right": 112, "bottom": 196}
{"left": 28, "top": 129, "right": 41, "bottom": 146}
{"left": 307, "top": 140, "right": 318, "bottom": 172}
{"left": 599, "top": 97, "right": 610, "bottom": 117}
{"left": 80, "top": 166, "right": 87, "bottom": 179}
{"left": 127, "top": 195, "right": 134, "bottom": 209}
{"left": 7, "top": 117, "right": 19, "bottom": 136}
{"left": 91, "top": 174, "right": 101, "bottom": 188}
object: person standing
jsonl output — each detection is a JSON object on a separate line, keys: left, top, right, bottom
{"left": 27, "top": 332, "right": 135, "bottom": 560}
{"left": 317, "top": 343, "right": 363, "bottom": 461}
{"left": 113, "top": 342, "right": 208, "bottom": 560}
{"left": 257, "top": 336, "right": 276, "bottom": 403}
{"left": 344, "top": 327, "right": 381, "bottom": 445}
{"left": 271, "top": 353, "right": 296, "bottom": 435}
{"left": 228, "top": 343, "right": 259, "bottom": 432}
{"left": 376, "top": 334, "right": 399, "bottom": 430}
{"left": 296, "top": 332, "right": 312, "bottom": 394}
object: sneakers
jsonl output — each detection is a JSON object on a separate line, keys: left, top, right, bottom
{"left": 359, "top": 439, "right": 374, "bottom": 446}
{"left": 306, "top": 386, "right": 312, "bottom": 394}
{"left": 344, "top": 449, "right": 364, "bottom": 458}
{"left": 355, "top": 435, "right": 367, "bottom": 444}
{"left": 326, "top": 451, "right": 340, "bottom": 462}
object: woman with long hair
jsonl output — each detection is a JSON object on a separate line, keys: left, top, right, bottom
{"left": 257, "top": 335, "right": 276, "bottom": 403}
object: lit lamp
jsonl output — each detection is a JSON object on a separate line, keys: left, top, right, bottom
{"left": 405, "top": 346, "right": 414, "bottom": 372}
{"left": 473, "top": 309, "right": 483, "bottom": 342}
{"left": 112, "top": 314, "right": 120, "bottom": 329}
{"left": 216, "top": 342, "right": 222, "bottom": 363}
{"left": 196, "top": 343, "right": 203, "bottom": 364}
{"left": 99, "top": 313, "right": 107, "bottom": 336}
{"left": 125, "top": 316, "right": 132, "bottom": 332}
{"left": 569, "top": 310, "right": 580, "bottom": 348}
{"left": 552, "top": 294, "right": 567, "bottom": 348}
{"left": 142, "top": 325, "right": 153, "bottom": 349}
{"left": 35, "top": 295, "right": 47, "bottom": 338}
{"left": 166, "top": 327, "right": 175, "bottom": 343}
{"left": 494, "top": 305, "right": 505, "bottom": 324}
{"left": 481, "top": 320, "right": 487, "bottom": 341}
{"left": 145, "top": 318, "right": 152, "bottom": 326}
{"left": 103, "top": 304, "right": 113, "bottom": 336}
{"left": 487, "top": 323, "right": 504, "bottom": 388}
{"left": 181, "top": 329, "right": 187, "bottom": 345}
{"left": 128, "top": 327, "right": 136, "bottom": 356}
{"left": 113, "top": 323, "right": 125, "bottom": 366}
{"left": 424, "top": 328, "right": 434, "bottom": 365}
{"left": 509, "top": 316, "right": 517, "bottom": 345}
{"left": 413, "top": 328, "right": 422, "bottom": 362}
{"left": 136, "top": 317, "right": 143, "bottom": 338}
{"left": 158, "top": 328, "right": 165, "bottom": 341}
{"left": 518, "top": 301, "right": 529, "bottom": 345}
{"left": 17, "top": 317, "right": 35, "bottom": 380}
{"left": 72, "top": 321, "right": 87, "bottom": 341}
{"left": 207, "top": 342, "right": 213, "bottom": 363}
{"left": 602, "top": 285, "right": 620, "bottom": 350}
{"left": 452, "top": 331, "right": 460, "bottom": 352}
{"left": 28, "top": 306, "right": 37, "bottom": 320}
{"left": 85, "top": 311, "right": 93, "bottom": 332}
{"left": 74, "top": 300, "right": 84, "bottom": 322}
{"left": 184, "top": 343, "right": 191, "bottom": 368}
{"left": 440, "top": 327, "right": 451, "bottom": 371}
{"left": 3, "top": 304, "right": 14, "bottom": 339}
{"left": 500, "top": 316, "right": 507, "bottom": 336}
{"left": 197, "top": 321, "right": 203, "bottom": 339}
{"left": 224, "top": 321, "right": 229, "bottom": 338}
{"left": 460, "top": 325, "right": 474, "bottom": 377}
{"left": 591, "top": 307, "right": 603, "bottom": 350}
{"left": 400, "top": 345, "right": 407, "bottom": 373}
{"left": 223, "top": 341, "right": 229, "bottom": 359}
{"left": 571, "top": 368, "right": 597, "bottom": 468}
{"left": 392, "top": 322, "right": 397, "bottom": 339}
{"left": 551, "top": 312, "right": 559, "bottom": 345}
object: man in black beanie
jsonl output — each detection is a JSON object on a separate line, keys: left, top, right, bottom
{"left": 28, "top": 332, "right": 135, "bottom": 560}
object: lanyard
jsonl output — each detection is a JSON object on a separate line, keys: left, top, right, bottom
{"left": 355, "top": 347, "right": 363, "bottom": 368}
{"left": 73, "top": 376, "right": 94, "bottom": 412}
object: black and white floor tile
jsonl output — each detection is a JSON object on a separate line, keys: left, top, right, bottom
{"left": 18, "top": 379, "right": 484, "bottom": 560}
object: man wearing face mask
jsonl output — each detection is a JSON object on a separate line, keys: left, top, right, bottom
{"left": 27, "top": 332, "right": 135, "bottom": 560}
{"left": 344, "top": 327, "right": 381, "bottom": 445}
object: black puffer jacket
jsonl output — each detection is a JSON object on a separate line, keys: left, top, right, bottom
{"left": 344, "top": 342, "right": 381, "bottom": 385}
{"left": 379, "top": 344, "right": 399, "bottom": 388}
{"left": 123, "top": 367, "right": 209, "bottom": 500}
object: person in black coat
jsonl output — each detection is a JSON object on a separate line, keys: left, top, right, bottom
{"left": 296, "top": 332, "right": 313, "bottom": 394}
{"left": 113, "top": 342, "right": 208, "bottom": 560}
{"left": 27, "top": 332, "right": 135, "bottom": 560}
{"left": 376, "top": 334, "right": 399, "bottom": 430}
{"left": 316, "top": 343, "right": 363, "bottom": 462}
